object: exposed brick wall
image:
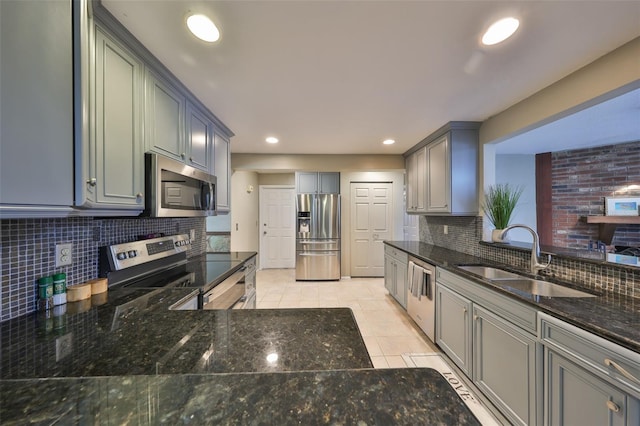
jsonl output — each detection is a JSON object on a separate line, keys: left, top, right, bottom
{"left": 551, "top": 141, "right": 640, "bottom": 249}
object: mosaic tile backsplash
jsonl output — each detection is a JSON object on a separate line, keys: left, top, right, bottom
{"left": 420, "top": 215, "right": 639, "bottom": 299}
{"left": 0, "top": 217, "right": 206, "bottom": 322}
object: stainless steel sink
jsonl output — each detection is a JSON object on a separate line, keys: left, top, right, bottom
{"left": 457, "top": 265, "right": 522, "bottom": 280}
{"left": 493, "top": 279, "right": 597, "bottom": 298}
{"left": 457, "top": 265, "right": 596, "bottom": 298}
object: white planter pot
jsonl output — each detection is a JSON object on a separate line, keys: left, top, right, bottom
{"left": 491, "top": 229, "right": 509, "bottom": 243}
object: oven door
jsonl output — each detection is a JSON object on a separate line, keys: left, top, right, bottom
{"left": 202, "top": 267, "right": 247, "bottom": 309}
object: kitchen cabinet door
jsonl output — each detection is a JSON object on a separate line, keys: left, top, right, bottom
{"left": 384, "top": 255, "right": 396, "bottom": 295}
{"left": 90, "top": 24, "right": 144, "bottom": 208}
{"left": 426, "top": 135, "right": 450, "bottom": 213}
{"left": 405, "top": 147, "right": 427, "bottom": 213}
{"left": 186, "top": 101, "right": 211, "bottom": 172}
{"left": 146, "top": 71, "right": 186, "bottom": 162}
{"left": 0, "top": 0, "right": 74, "bottom": 213}
{"left": 213, "top": 131, "right": 231, "bottom": 212}
{"left": 547, "top": 350, "right": 639, "bottom": 426}
{"left": 473, "top": 305, "right": 538, "bottom": 426}
{"left": 318, "top": 173, "right": 340, "bottom": 193}
{"left": 435, "top": 284, "right": 472, "bottom": 375}
{"left": 384, "top": 245, "right": 408, "bottom": 308}
{"left": 297, "top": 172, "right": 319, "bottom": 193}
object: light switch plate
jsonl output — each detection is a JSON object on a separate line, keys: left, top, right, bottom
{"left": 55, "top": 243, "right": 73, "bottom": 267}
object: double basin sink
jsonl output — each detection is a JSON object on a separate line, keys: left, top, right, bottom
{"left": 457, "top": 265, "right": 596, "bottom": 298}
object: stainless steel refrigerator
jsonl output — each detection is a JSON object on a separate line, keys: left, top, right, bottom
{"left": 296, "top": 193, "right": 341, "bottom": 280}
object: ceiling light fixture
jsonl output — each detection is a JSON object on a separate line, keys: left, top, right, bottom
{"left": 383, "top": 139, "right": 395, "bottom": 145}
{"left": 186, "top": 14, "right": 220, "bottom": 43}
{"left": 482, "top": 17, "right": 519, "bottom": 46}
{"left": 265, "top": 137, "right": 279, "bottom": 144}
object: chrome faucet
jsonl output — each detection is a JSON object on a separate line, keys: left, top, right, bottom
{"left": 499, "top": 224, "right": 551, "bottom": 275}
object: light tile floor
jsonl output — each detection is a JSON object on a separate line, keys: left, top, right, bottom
{"left": 256, "top": 269, "right": 440, "bottom": 368}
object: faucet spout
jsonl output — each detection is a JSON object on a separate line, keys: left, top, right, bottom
{"left": 498, "top": 224, "right": 551, "bottom": 275}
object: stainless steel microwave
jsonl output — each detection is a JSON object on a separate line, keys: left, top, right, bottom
{"left": 143, "top": 153, "right": 216, "bottom": 217}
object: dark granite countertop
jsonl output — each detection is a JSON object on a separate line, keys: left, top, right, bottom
{"left": 0, "top": 250, "right": 479, "bottom": 425}
{"left": 1, "top": 287, "right": 371, "bottom": 379}
{"left": 0, "top": 368, "right": 480, "bottom": 425}
{"left": 385, "top": 241, "right": 640, "bottom": 353}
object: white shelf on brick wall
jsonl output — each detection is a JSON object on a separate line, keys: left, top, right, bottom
{"left": 585, "top": 215, "right": 640, "bottom": 244}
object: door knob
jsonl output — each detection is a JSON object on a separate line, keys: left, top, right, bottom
{"left": 263, "top": 231, "right": 267, "bottom": 235}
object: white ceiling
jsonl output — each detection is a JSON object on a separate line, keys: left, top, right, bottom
{"left": 103, "top": 0, "right": 640, "bottom": 155}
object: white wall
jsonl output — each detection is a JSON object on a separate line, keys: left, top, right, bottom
{"left": 495, "top": 154, "right": 537, "bottom": 243}
{"left": 230, "top": 171, "right": 259, "bottom": 252}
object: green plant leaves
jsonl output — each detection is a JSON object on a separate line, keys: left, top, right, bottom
{"left": 482, "top": 184, "right": 524, "bottom": 229}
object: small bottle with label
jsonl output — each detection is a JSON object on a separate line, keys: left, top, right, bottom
{"left": 37, "top": 276, "right": 54, "bottom": 311}
{"left": 52, "top": 273, "right": 67, "bottom": 306}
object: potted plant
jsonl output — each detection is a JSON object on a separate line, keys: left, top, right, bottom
{"left": 482, "top": 183, "right": 524, "bottom": 242}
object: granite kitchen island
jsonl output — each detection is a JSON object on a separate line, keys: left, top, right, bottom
{"left": 0, "top": 285, "right": 480, "bottom": 425}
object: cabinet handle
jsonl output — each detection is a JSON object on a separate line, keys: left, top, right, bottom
{"left": 606, "top": 400, "right": 620, "bottom": 413}
{"left": 473, "top": 315, "right": 478, "bottom": 321}
{"left": 190, "top": 157, "right": 193, "bottom": 162}
{"left": 604, "top": 358, "right": 640, "bottom": 384}
{"left": 87, "top": 178, "right": 97, "bottom": 186}
{"left": 181, "top": 153, "right": 186, "bottom": 159}
{"left": 463, "top": 307, "right": 467, "bottom": 314}
{"left": 136, "top": 193, "right": 143, "bottom": 198}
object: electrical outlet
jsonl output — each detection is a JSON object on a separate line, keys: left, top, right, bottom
{"left": 55, "top": 243, "right": 73, "bottom": 267}
{"left": 56, "top": 333, "right": 73, "bottom": 361}
{"left": 443, "top": 225, "right": 449, "bottom": 235}
{"left": 190, "top": 229, "right": 195, "bottom": 240}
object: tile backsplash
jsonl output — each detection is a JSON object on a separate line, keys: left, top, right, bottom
{"left": 420, "top": 215, "right": 639, "bottom": 298}
{"left": 0, "top": 217, "right": 205, "bottom": 322}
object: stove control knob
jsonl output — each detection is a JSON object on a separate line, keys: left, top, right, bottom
{"left": 116, "top": 252, "right": 127, "bottom": 260}
{"left": 175, "top": 241, "right": 182, "bottom": 247}
{"left": 128, "top": 250, "right": 137, "bottom": 258}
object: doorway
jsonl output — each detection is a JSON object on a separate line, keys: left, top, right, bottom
{"left": 350, "top": 182, "right": 393, "bottom": 277}
{"left": 259, "top": 186, "right": 296, "bottom": 269}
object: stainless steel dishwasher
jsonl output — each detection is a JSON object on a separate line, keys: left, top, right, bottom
{"left": 407, "top": 256, "right": 436, "bottom": 342}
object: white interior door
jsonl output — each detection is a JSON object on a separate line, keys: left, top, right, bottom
{"left": 350, "top": 182, "right": 392, "bottom": 277}
{"left": 259, "top": 186, "right": 296, "bottom": 269}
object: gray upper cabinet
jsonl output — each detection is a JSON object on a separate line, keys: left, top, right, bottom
{"left": 425, "top": 135, "right": 450, "bottom": 213}
{"left": 0, "top": 0, "right": 74, "bottom": 216}
{"left": 186, "top": 101, "right": 211, "bottom": 172}
{"left": 146, "top": 71, "right": 186, "bottom": 162}
{"left": 213, "top": 131, "right": 231, "bottom": 212}
{"left": 404, "top": 122, "right": 480, "bottom": 215}
{"left": 85, "top": 24, "right": 144, "bottom": 209}
{"left": 405, "top": 146, "right": 426, "bottom": 212}
{"left": 296, "top": 172, "right": 340, "bottom": 194}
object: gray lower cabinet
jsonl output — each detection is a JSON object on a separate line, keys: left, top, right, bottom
{"left": 540, "top": 312, "right": 640, "bottom": 426}
{"left": 213, "top": 131, "right": 231, "bottom": 212}
{"left": 436, "top": 268, "right": 539, "bottom": 426}
{"left": 0, "top": 0, "right": 74, "bottom": 214}
{"left": 435, "top": 284, "right": 472, "bottom": 375}
{"left": 547, "top": 351, "right": 638, "bottom": 426}
{"left": 383, "top": 245, "right": 407, "bottom": 308}
{"left": 86, "top": 23, "right": 144, "bottom": 209}
{"left": 473, "top": 305, "right": 538, "bottom": 426}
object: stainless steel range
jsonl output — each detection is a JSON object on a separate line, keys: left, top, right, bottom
{"left": 99, "top": 234, "right": 255, "bottom": 310}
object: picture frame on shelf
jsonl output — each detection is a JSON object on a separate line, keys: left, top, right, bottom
{"left": 604, "top": 196, "right": 640, "bottom": 216}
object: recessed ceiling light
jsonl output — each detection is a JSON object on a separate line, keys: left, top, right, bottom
{"left": 266, "top": 137, "right": 279, "bottom": 144}
{"left": 383, "top": 139, "right": 395, "bottom": 145}
{"left": 186, "top": 14, "right": 220, "bottom": 43}
{"left": 482, "top": 17, "right": 519, "bottom": 46}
